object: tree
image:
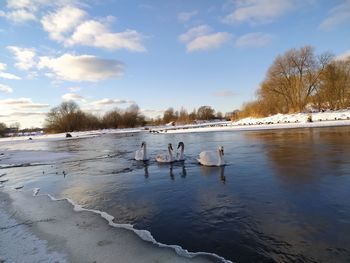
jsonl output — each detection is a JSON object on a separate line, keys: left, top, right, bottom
{"left": 0, "top": 122, "right": 7, "bottom": 137}
{"left": 261, "top": 46, "right": 332, "bottom": 112}
{"left": 197, "top": 106, "right": 215, "bottom": 120}
{"left": 163, "top": 107, "right": 175, "bottom": 124}
{"left": 317, "top": 58, "right": 350, "bottom": 109}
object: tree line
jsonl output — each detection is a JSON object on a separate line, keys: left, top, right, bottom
{"left": 240, "top": 46, "right": 350, "bottom": 118}
{"left": 43, "top": 102, "right": 238, "bottom": 133}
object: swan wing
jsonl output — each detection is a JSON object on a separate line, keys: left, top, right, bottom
{"left": 198, "top": 151, "right": 218, "bottom": 166}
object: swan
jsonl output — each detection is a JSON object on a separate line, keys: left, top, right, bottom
{"left": 156, "top": 143, "right": 174, "bottom": 163}
{"left": 198, "top": 146, "right": 225, "bottom": 166}
{"left": 135, "top": 141, "right": 148, "bottom": 161}
{"left": 176, "top": 142, "right": 185, "bottom": 161}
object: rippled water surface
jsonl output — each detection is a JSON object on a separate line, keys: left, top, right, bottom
{"left": 2, "top": 127, "right": 350, "bottom": 263}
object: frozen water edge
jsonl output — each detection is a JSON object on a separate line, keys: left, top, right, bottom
{"left": 0, "top": 189, "right": 232, "bottom": 263}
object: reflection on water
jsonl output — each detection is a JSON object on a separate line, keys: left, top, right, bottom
{"left": 2, "top": 127, "right": 350, "bottom": 263}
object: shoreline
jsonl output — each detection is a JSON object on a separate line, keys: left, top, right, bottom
{"left": 0, "top": 189, "right": 230, "bottom": 263}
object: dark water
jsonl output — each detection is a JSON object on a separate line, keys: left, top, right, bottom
{"left": 2, "top": 127, "right": 350, "bottom": 263}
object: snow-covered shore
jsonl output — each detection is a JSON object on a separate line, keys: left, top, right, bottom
{"left": 152, "top": 109, "right": 350, "bottom": 134}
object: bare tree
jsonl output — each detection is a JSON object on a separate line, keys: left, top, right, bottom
{"left": 261, "top": 46, "right": 332, "bottom": 112}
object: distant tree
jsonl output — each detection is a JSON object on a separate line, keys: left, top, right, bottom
{"left": 216, "top": 111, "right": 223, "bottom": 119}
{"left": 0, "top": 122, "right": 7, "bottom": 137}
{"left": 102, "top": 109, "right": 122, "bottom": 128}
{"left": 163, "top": 107, "right": 175, "bottom": 124}
{"left": 189, "top": 109, "right": 197, "bottom": 122}
{"left": 197, "top": 106, "right": 215, "bottom": 120}
{"left": 177, "top": 107, "right": 189, "bottom": 124}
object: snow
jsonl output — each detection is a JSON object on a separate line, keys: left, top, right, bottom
{"left": 151, "top": 110, "right": 350, "bottom": 134}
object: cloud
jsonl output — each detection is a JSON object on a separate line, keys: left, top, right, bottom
{"left": 0, "top": 62, "right": 21, "bottom": 79}
{"left": 7, "top": 46, "right": 36, "bottom": 70}
{"left": 179, "top": 25, "right": 233, "bottom": 52}
{"left": 335, "top": 49, "right": 350, "bottom": 60}
{"left": 0, "top": 9, "right": 36, "bottom": 23}
{"left": 65, "top": 20, "right": 145, "bottom": 51}
{"left": 37, "top": 53, "right": 126, "bottom": 82}
{"left": 91, "top": 98, "right": 134, "bottom": 105}
{"left": 213, "top": 90, "right": 236, "bottom": 97}
{"left": 319, "top": 0, "right": 350, "bottom": 30}
{"left": 236, "top": 32, "right": 274, "bottom": 47}
{"left": 62, "top": 93, "right": 85, "bottom": 101}
{"left": 178, "top": 11, "right": 198, "bottom": 22}
{"left": 41, "top": 5, "right": 146, "bottom": 52}
{"left": 0, "top": 98, "right": 49, "bottom": 108}
{"left": 67, "top": 86, "right": 81, "bottom": 92}
{"left": 223, "top": 0, "right": 298, "bottom": 25}
{"left": 41, "top": 5, "right": 86, "bottom": 41}
{"left": 0, "top": 84, "right": 13, "bottom": 93}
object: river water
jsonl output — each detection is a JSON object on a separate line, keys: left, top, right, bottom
{"left": 1, "top": 126, "right": 350, "bottom": 263}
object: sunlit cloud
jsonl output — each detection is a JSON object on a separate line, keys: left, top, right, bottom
{"left": 236, "top": 32, "right": 274, "bottom": 47}
{"left": 0, "top": 98, "right": 49, "bottom": 108}
{"left": 62, "top": 93, "right": 85, "bottom": 102}
{"left": 7, "top": 46, "right": 37, "bottom": 70}
{"left": 0, "top": 9, "right": 36, "bottom": 23}
{"left": 0, "top": 84, "right": 13, "bottom": 93}
{"left": 91, "top": 98, "right": 134, "bottom": 105}
{"left": 179, "top": 25, "right": 233, "bottom": 52}
{"left": 319, "top": 0, "right": 350, "bottom": 30}
{"left": 222, "top": 0, "right": 307, "bottom": 25}
{"left": 37, "top": 53, "right": 126, "bottom": 82}
{"left": 41, "top": 5, "right": 146, "bottom": 52}
{"left": 0, "top": 62, "right": 21, "bottom": 80}
{"left": 41, "top": 5, "right": 87, "bottom": 41}
{"left": 178, "top": 11, "right": 198, "bottom": 22}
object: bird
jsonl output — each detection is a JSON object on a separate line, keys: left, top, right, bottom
{"left": 135, "top": 141, "right": 148, "bottom": 161}
{"left": 198, "top": 146, "right": 225, "bottom": 166}
{"left": 156, "top": 143, "right": 174, "bottom": 163}
{"left": 176, "top": 142, "right": 185, "bottom": 161}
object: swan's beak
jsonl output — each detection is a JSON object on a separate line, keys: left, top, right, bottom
{"left": 141, "top": 142, "right": 145, "bottom": 147}
{"left": 177, "top": 143, "right": 180, "bottom": 149}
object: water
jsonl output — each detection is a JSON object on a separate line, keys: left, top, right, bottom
{"left": 1, "top": 127, "right": 350, "bottom": 263}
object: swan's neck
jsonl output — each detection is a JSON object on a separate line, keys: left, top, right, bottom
{"left": 168, "top": 147, "right": 173, "bottom": 161}
{"left": 218, "top": 150, "right": 224, "bottom": 166}
{"left": 142, "top": 145, "right": 147, "bottom": 159}
{"left": 179, "top": 147, "right": 184, "bottom": 160}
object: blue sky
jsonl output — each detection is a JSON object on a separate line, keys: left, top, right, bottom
{"left": 0, "top": 0, "right": 350, "bottom": 128}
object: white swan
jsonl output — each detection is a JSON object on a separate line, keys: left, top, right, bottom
{"left": 198, "top": 146, "right": 225, "bottom": 166}
{"left": 156, "top": 143, "right": 174, "bottom": 163}
{"left": 135, "top": 141, "right": 148, "bottom": 161}
{"left": 176, "top": 142, "right": 185, "bottom": 161}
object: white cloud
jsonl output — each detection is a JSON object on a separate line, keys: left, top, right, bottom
{"left": 0, "top": 84, "right": 13, "bottom": 93}
{"left": 178, "top": 11, "right": 198, "bottom": 22}
{"left": 336, "top": 49, "right": 350, "bottom": 60}
{"left": 40, "top": 5, "right": 145, "bottom": 52}
{"left": 223, "top": 0, "right": 297, "bottom": 24}
{"left": 37, "top": 53, "right": 126, "bottom": 82}
{"left": 0, "top": 62, "right": 21, "bottom": 80}
{"left": 7, "top": 46, "right": 36, "bottom": 70}
{"left": 319, "top": 0, "right": 350, "bottom": 30}
{"left": 0, "top": 98, "right": 49, "bottom": 108}
{"left": 65, "top": 20, "right": 145, "bottom": 51}
{"left": 0, "top": 9, "right": 36, "bottom": 23}
{"left": 0, "top": 72, "right": 21, "bottom": 80}
{"left": 41, "top": 5, "right": 86, "bottom": 41}
{"left": 179, "top": 25, "right": 233, "bottom": 52}
{"left": 91, "top": 98, "right": 134, "bottom": 105}
{"left": 62, "top": 93, "right": 85, "bottom": 102}
{"left": 67, "top": 86, "right": 81, "bottom": 92}
{"left": 236, "top": 32, "right": 274, "bottom": 47}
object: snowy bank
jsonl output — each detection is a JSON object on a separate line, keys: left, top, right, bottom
{"left": 151, "top": 110, "right": 350, "bottom": 134}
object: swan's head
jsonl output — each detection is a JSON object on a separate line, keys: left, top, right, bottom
{"left": 141, "top": 141, "right": 146, "bottom": 147}
{"left": 218, "top": 146, "right": 224, "bottom": 156}
{"left": 168, "top": 143, "right": 173, "bottom": 151}
{"left": 177, "top": 142, "right": 184, "bottom": 149}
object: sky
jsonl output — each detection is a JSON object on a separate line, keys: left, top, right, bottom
{"left": 0, "top": 0, "right": 350, "bottom": 128}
